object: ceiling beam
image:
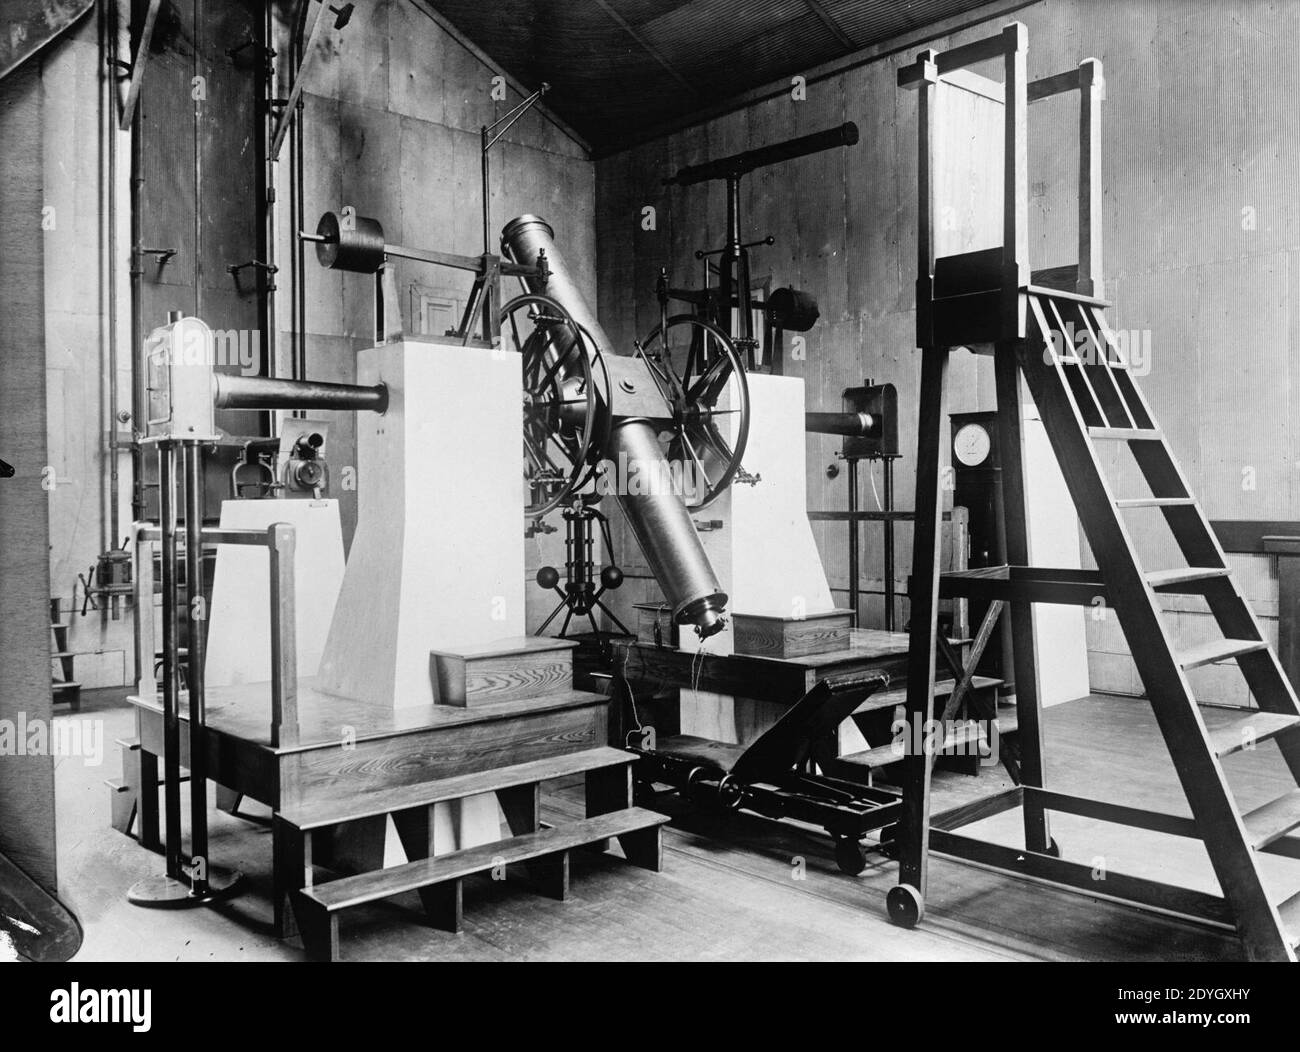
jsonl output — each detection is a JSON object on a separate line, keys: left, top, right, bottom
{"left": 593, "top": 0, "right": 699, "bottom": 99}
{"left": 803, "top": 0, "right": 857, "bottom": 50}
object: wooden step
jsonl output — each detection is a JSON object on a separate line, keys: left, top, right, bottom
{"left": 1088, "top": 426, "right": 1163, "bottom": 441}
{"left": 852, "top": 675, "right": 1002, "bottom": 716}
{"left": 302, "top": 807, "right": 668, "bottom": 914}
{"left": 1276, "top": 888, "right": 1300, "bottom": 947}
{"left": 49, "top": 651, "right": 76, "bottom": 660}
{"left": 430, "top": 635, "right": 577, "bottom": 708}
{"left": 1243, "top": 789, "right": 1300, "bottom": 849}
{"left": 1177, "top": 638, "right": 1267, "bottom": 670}
{"left": 1208, "top": 712, "right": 1300, "bottom": 758}
{"left": 1114, "top": 497, "right": 1195, "bottom": 509}
{"left": 839, "top": 720, "right": 989, "bottom": 769}
{"left": 52, "top": 681, "right": 81, "bottom": 692}
{"left": 1145, "top": 567, "right": 1231, "bottom": 589}
{"left": 279, "top": 746, "right": 635, "bottom": 832}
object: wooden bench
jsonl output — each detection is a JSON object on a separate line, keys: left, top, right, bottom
{"left": 273, "top": 745, "right": 667, "bottom": 959}
{"left": 294, "top": 806, "right": 668, "bottom": 961}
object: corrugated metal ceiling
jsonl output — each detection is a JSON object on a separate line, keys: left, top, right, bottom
{"left": 423, "top": 0, "right": 1011, "bottom": 154}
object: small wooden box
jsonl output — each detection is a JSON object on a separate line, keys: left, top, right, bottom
{"left": 731, "top": 609, "right": 854, "bottom": 659}
{"left": 430, "top": 635, "right": 577, "bottom": 707}
{"left": 634, "top": 602, "right": 677, "bottom": 648}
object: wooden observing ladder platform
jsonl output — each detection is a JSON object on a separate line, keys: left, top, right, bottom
{"left": 889, "top": 23, "right": 1300, "bottom": 961}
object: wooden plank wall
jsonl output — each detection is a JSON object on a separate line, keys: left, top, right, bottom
{"left": 595, "top": 0, "right": 1300, "bottom": 697}
{"left": 0, "top": 61, "right": 58, "bottom": 893}
{"left": 282, "top": 0, "right": 595, "bottom": 631}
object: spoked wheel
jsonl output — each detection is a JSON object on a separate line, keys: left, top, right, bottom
{"left": 502, "top": 294, "right": 607, "bottom": 517}
{"left": 637, "top": 314, "right": 749, "bottom": 510}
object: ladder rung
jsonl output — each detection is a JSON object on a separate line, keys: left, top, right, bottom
{"left": 1177, "top": 638, "right": 1267, "bottom": 670}
{"left": 1243, "top": 789, "right": 1300, "bottom": 849}
{"left": 1145, "top": 567, "right": 1231, "bottom": 588}
{"left": 1208, "top": 712, "right": 1300, "bottom": 758}
{"left": 1277, "top": 888, "right": 1300, "bottom": 947}
{"left": 1088, "top": 426, "right": 1163, "bottom": 441}
{"left": 1114, "top": 497, "right": 1196, "bottom": 509}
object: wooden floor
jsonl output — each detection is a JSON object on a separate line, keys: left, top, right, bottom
{"left": 53, "top": 689, "right": 1300, "bottom": 961}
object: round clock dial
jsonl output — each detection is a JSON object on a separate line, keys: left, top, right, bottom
{"left": 953, "top": 422, "right": 992, "bottom": 467}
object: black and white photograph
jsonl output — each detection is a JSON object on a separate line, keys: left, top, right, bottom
{"left": 0, "top": 0, "right": 1296, "bottom": 1015}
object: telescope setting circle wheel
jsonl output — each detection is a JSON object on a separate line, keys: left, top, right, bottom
{"left": 502, "top": 294, "right": 605, "bottom": 517}
{"left": 638, "top": 314, "right": 749, "bottom": 510}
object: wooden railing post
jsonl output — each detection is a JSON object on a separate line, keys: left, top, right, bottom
{"left": 1077, "top": 58, "right": 1104, "bottom": 299}
{"left": 268, "top": 522, "right": 299, "bottom": 748}
{"left": 1002, "top": 21, "right": 1029, "bottom": 338}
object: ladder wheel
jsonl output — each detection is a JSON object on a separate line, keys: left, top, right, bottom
{"left": 886, "top": 883, "right": 924, "bottom": 928}
{"left": 834, "top": 838, "right": 868, "bottom": 876}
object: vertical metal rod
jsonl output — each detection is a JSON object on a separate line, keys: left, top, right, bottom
{"left": 719, "top": 175, "right": 739, "bottom": 341}
{"left": 183, "top": 441, "right": 209, "bottom": 895}
{"left": 481, "top": 124, "right": 491, "bottom": 258}
{"left": 883, "top": 458, "right": 896, "bottom": 631}
{"left": 847, "top": 457, "right": 860, "bottom": 627}
{"left": 158, "top": 443, "right": 183, "bottom": 880}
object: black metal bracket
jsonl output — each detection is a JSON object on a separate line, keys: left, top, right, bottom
{"left": 133, "top": 247, "right": 177, "bottom": 278}
{"left": 227, "top": 259, "right": 279, "bottom": 294}
{"left": 226, "top": 37, "right": 275, "bottom": 62}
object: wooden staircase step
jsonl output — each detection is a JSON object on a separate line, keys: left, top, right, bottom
{"left": 853, "top": 675, "right": 1002, "bottom": 715}
{"left": 1114, "top": 497, "right": 1195, "bottom": 509}
{"left": 1276, "top": 888, "right": 1300, "bottom": 947}
{"left": 1208, "top": 712, "right": 1300, "bottom": 758}
{"left": 1088, "top": 426, "right": 1163, "bottom": 441}
{"left": 430, "top": 635, "right": 577, "bottom": 707}
{"left": 1145, "top": 567, "right": 1231, "bottom": 589}
{"left": 839, "top": 721, "right": 988, "bottom": 769}
{"left": 1177, "top": 638, "right": 1267, "bottom": 670}
{"left": 1243, "top": 790, "right": 1300, "bottom": 849}
{"left": 302, "top": 807, "right": 669, "bottom": 913}
{"left": 280, "top": 746, "right": 636, "bottom": 831}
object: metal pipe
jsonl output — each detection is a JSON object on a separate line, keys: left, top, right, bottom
{"left": 294, "top": 2, "right": 308, "bottom": 390}
{"left": 847, "top": 459, "right": 859, "bottom": 627}
{"left": 213, "top": 374, "right": 387, "bottom": 413}
{"left": 183, "top": 441, "right": 208, "bottom": 895}
{"left": 883, "top": 459, "right": 895, "bottom": 632}
{"left": 102, "top": 0, "right": 120, "bottom": 550}
{"left": 158, "top": 444, "right": 182, "bottom": 880}
{"left": 129, "top": 96, "right": 145, "bottom": 523}
{"left": 502, "top": 216, "right": 729, "bottom": 638}
{"left": 806, "top": 411, "right": 876, "bottom": 437}
{"left": 257, "top": 1, "right": 277, "bottom": 431}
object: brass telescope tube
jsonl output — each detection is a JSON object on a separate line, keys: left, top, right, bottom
{"left": 501, "top": 215, "right": 728, "bottom": 639}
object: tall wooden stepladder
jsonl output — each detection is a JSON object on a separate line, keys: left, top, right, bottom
{"left": 887, "top": 23, "right": 1300, "bottom": 961}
